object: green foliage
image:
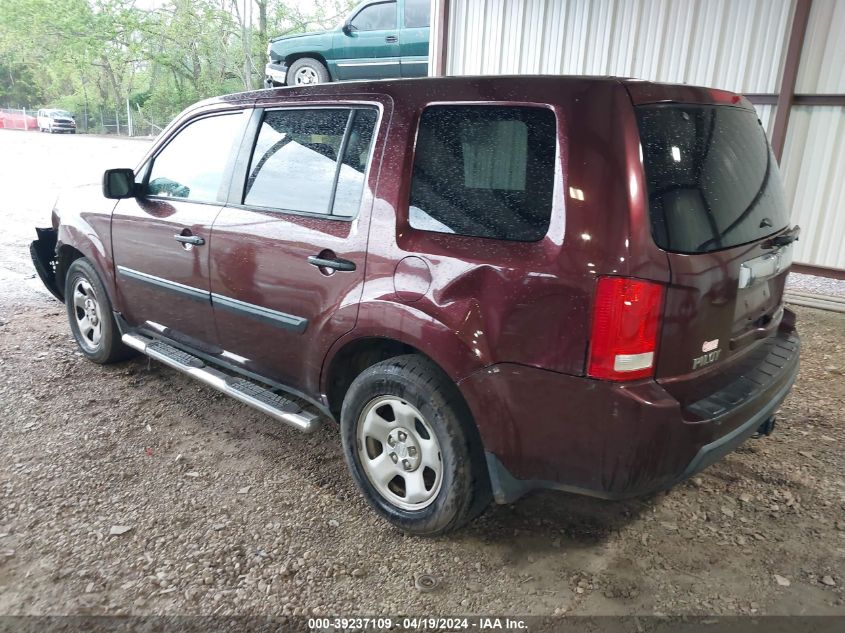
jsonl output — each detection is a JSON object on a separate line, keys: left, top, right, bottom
{"left": 0, "top": 0, "right": 355, "bottom": 126}
{"left": 0, "top": 61, "right": 45, "bottom": 108}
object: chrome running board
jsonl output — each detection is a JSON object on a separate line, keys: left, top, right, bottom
{"left": 122, "top": 333, "right": 321, "bottom": 433}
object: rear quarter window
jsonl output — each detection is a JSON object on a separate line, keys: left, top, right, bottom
{"left": 636, "top": 104, "right": 789, "bottom": 254}
{"left": 409, "top": 105, "right": 557, "bottom": 242}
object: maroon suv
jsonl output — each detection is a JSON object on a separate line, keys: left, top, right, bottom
{"left": 31, "top": 76, "right": 800, "bottom": 535}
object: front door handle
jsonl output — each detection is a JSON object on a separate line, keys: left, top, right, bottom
{"left": 307, "top": 255, "right": 356, "bottom": 272}
{"left": 174, "top": 234, "right": 205, "bottom": 246}
{"left": 385, "top": 34, "right": 398, "bottom": 43}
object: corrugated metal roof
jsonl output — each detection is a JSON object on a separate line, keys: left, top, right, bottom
{"left": 443, "top": 0, "right": 794, "bottom": 92}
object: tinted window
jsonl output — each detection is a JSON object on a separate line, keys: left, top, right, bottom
{"left": 148, "top": 113, "right": 244, "bottom": 202}
{"left": 244, "top": 108, "right": 377, "bottom": 216}
{"left": 351, "top": 2, "right": 396, "bottom": 31}
{"left": 637, "top": 105, "right": 789, "bottom": 253}
{"left": 404, "top": 0, "right": 430, "bottom": 27}
{"left": 409, "top": 106, "right": 557, "bottom": 241}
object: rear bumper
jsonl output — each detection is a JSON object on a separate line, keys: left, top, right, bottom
{"left": 460, "top": 326, "right": 800, "bottom": 504}
{"left": 265, "top": 62, "right": 288, "bottom": 85}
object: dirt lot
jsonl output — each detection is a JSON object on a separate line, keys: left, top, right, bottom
{"left": 0, "top": 129, "right": 843, "bottom": 617}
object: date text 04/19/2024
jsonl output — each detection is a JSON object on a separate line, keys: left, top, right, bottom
{"left": 307, "top": 616, "right": 528, "bottom": 630}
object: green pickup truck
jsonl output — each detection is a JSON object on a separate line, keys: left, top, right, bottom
{"left": 264, "top": 0, "right": 430, "bottom": 87}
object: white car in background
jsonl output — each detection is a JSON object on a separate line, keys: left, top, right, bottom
{"left": 37, "top": 109, "right": 77, "bottom": 134}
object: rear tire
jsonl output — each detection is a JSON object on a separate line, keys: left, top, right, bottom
{"left": 287, "top": 57, "right": 330, "bottom": 86}
{"left": 64, "top": 258, "right": 135, "bottom": 364}
{"left": 340, "top": 354, "right": 491, "bottom": 535}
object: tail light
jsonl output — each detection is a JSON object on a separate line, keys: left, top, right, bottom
{"left": 588, "top": 276, "right": 664, "bottom": 381}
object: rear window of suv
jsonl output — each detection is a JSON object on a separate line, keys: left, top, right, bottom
{"left": 636, "top": 104, "right": 789, "bottom": 254}
{"left": 409, "top": 105, "right": 557, "bottom": 242}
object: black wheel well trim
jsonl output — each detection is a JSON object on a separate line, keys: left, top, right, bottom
{"left": 323, "top": 337, "right": 483, "bottom": 438}
{"left": 324, "top": 336, "right": 416, "bottom": 418}
{"left": 57, "top": 245, "right": 120, "bottom": 308}
{"left": 55, "top": 244, "right": 86, "bottom": 296}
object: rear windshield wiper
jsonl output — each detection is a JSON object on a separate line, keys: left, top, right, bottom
{"left": 763, "top": 226, "right": 800, "bottom": 249}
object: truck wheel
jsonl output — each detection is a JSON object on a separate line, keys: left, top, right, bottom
{"left": 341, "top": 355, "right": 491, "bottom": 535}
{"left": 288, "top": 57, "right": 330, "bottom": 86}
{"left": 64, "top": 258, "right": 135, "bottom": 364}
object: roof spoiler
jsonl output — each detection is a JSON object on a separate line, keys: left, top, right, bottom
{"left": 622, "top": 80, "right": 753, "bottom": 109}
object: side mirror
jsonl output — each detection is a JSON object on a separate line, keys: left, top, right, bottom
{"left": 103, "top": 168, "right": 136, "bottom": 199}
{"left": 342, "top": 21, "right": 356, "bottom": 35}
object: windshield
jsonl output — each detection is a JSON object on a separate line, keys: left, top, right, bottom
{"left": 50, "top": 110, "right": 72, "bottom": 118}
{"left": 636, "top": 104, "right": 789, "bottom": 254}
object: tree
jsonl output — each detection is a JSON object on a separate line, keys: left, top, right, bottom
{"left": 0, "top": 0, "right": 356, "bottom": 127}
{"left": 0, "top": 61, "right": 44, "bottom": 108}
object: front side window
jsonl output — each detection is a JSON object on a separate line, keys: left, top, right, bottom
{"left": 404, "top": 0, "right": 430, "bottom": 27}
{"left": 244, "top": 108, "right": 377, "bottom": 217}
{"left": 409, "top": 106, "right": 557, "bottom": 241}
{"left": 147, "top": 113, "right": 244, "bottom": 202}
{"left": 351, "top": 1, "right": 396, "bottom": 31}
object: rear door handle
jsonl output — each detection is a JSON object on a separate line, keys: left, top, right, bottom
{"left": 385, "top": 35, "right": 398, "bottom": 43}
{"left": 307, "top": 255, "right": 356, "bottom": 272}
{"left": 174, "top": 234, "right": 205, "bottom": 246}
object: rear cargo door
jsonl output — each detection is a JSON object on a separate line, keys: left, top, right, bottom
{"left": 635, "top": 103, "right": 796, "bottom": 378}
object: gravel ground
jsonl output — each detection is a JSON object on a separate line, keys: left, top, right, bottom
{"left": 787, "top": 273, "right": 845, "bottom": 299}
{"left": 1, "top": 129, "right": 844, "bottom": 617}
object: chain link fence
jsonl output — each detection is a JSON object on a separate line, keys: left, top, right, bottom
{"left": 77, "top": 104, "right": 164, "bottom": 137}
{"left": 2, "top": 104, "right": 164, "bottom": 137}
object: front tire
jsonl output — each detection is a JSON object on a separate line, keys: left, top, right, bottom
{"left": 64, "top": 258, "right": 134, "bottom": 364}
{"left": 287, "top": 57, "right": 330, "bottom": 86}
{"left": 341, "top": 355, "right": 491, "bottom": 535}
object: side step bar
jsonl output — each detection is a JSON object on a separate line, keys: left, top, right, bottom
{"left": 122, "top": 333, "right": 321, "bottom": 433}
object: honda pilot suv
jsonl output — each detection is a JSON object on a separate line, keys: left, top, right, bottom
{"left": 31, "top": 76, "right": 800, "bottom": 535}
